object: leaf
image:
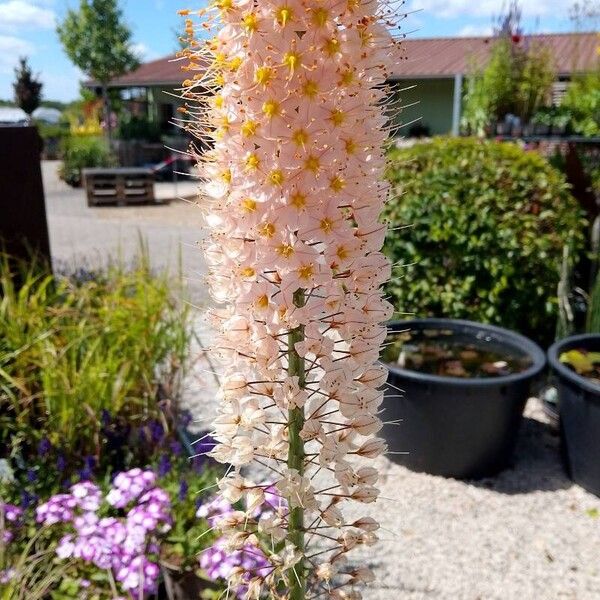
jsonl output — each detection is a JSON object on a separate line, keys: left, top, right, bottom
{"left": 559, "top": 350, "right": 594, "bottom": 374}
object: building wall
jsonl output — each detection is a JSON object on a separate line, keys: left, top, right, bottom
{"left": 390, "top": 78, "right": 456, "bottom": 137}
{"left": 147, "top": 87, "right": 182, "bottom": 134}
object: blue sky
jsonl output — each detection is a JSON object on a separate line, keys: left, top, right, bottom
{"left": 0, "top": 0, "right": 577, "bottom": 103}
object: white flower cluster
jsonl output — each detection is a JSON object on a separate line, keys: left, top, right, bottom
{"left": 179, "top": 0, "right": 403, "bottom": 597}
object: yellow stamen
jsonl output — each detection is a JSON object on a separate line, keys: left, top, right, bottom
{"left": 304, "top": 155, "right": 320, "bottom": 173}
{"left": 329, "top": 109, "right": 345, "bottom": 126}
{"left": 344, "top": 138, "right": 357, "bottom": 155}
{"left": 240, "top": 266, "right": 255, "bottom": 278}
{"left": 268, "top": 169, "right": 284, "bottom": 186}
{"left": 242, "top": 12, "right": 258, "bottom": 32}
{"left": 241, "top": 198, "right": 257, "bottom": 212}
{"left": 213, "top": 94, "right": 224, "bottom": 109}
{"left": 283, "top": 51, "right": 301, "bottom": 74}
{"left": 301, "top": 79, "right": 318, "bottom": 98}
{"left": 298, "top": 264, "right": 315, "bottom": 280}
{"left": 292, "top": 129, "right": 308, "bottom": 147}
{"left": 245, "top": 153, "right": 260, "bottom": 170}
{"left": 330, "top": 176, "right": 345, "bottom": 192}
{"left": 339, "top": 69, "right": 354, "bottom": 86}
{"left": 336, "top": 245, "right": 349, "bottom": 260}
{"left": 258, "top": 222, "right": 276, "bottom": 238}
{"left": 262, "top": 99, "right": 281, "bottom": 119}
{"left": 290, "top": 191, "right": 306, "bottom": 209}
{"left": 256, "top": 294, "right": 269, "bottom": 309}
{"left": 324, "top": 37, "right": 340, "bottom": 56}
{"left": 275, "top": 6, "right": 293, "bottom": 26}
{"left": 277, "top": 243, "right": 295, "bottom": 258}
{"left": 311, "top": 7, "right": 329, "bottom": 27}
{"left": 241, "top": 120, "right": 258, "bottom": 137}
{"left": 221, "top": 169, "right": 232, "bottom": 184}
{"left": 228, "top": 56, "right": 242, "bottom": 72}
{"left": 320, "top": 218, "right": 333, "bottom": 233}
{"left": 255, "top": 65, "right": 274, "bottom": 86}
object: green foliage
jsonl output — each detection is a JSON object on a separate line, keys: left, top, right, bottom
{"left": 587, "top": 266, "right": 600, "bottom": 333}
{"left": 383, "top": 138, "right": 587, "bottom": 343}
{"left": 0, "top": 254, "right": 190, "bottom": 462}
{"left": 117, "top": 115, "right": 161, "bottom": 142}
{"left": 560, "top": 73, "right": 600, "bottom": 137}
{"left": 57, "top": 0, "right": 139, "bottom": 86}
{"left": 462, "top": 38, "right": 556, "bottom": 133}
{"left": 12, "top": 57, "right": 42, "bottom": 115}
{"left": 58, "top": 136, "right": 115, "bottom": 186}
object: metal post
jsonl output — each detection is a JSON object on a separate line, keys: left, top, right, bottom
{"left": 452, "top": 73, "right": 464, "bottom": 136}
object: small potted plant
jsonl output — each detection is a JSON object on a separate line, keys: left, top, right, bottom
{"left": 548, "top": 335, "right": 600, "bottom": 497}
{"left": 381, "top": 318, "right": 546, "bottom": 479}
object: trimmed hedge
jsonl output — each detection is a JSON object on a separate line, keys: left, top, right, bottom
{"left": 383, "top": 137, "right": 587, "bottom": 343}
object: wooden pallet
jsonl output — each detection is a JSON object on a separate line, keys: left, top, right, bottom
{"left": 83, "top": 168, "right": 156, "bottom": 206}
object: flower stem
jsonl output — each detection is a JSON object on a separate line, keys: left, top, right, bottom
{"left": 287, "top": 289, "right": 306, "bottom": 600}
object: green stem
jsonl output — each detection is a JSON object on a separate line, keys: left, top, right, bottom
{"left": 287, "top": 289, "right": 306, "bottom": 600}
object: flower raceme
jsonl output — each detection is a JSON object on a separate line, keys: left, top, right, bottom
{"left": 179, "top": 0, "right": 403, "bottom": 597}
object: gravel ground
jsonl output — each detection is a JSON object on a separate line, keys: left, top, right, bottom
{"left": 182, "top": 338, "right": 600, "bottom": 600}
{"left": 43, "top": 161, "right": 600, "bottom": 599}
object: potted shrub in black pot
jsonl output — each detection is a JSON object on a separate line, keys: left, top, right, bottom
{"left": 381, "top": 319, "right": 546, "bottom": 479}
{"left": 548, "top": 334, "right": 600, "bottom": 497}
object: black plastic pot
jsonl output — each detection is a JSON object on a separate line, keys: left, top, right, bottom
{"left": 548, "top": 334, "right": 600, "bottom": 497}
{"left": 382, "top": 319, "right": 546, "bottom": 479}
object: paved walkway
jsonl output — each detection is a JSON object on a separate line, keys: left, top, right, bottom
{"left": 43, "top": 160, "right": 207, "bottom": 301}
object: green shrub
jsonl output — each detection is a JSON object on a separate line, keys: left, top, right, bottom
{"left": 117, "top": 115, "right": 161, "bottom": 142}
{"left": 383, "top": 137, "right": 587, "bottom": 343}
{"left": 0, "top": 254, "right": 190, "bottom": 461}
{"left": 58, "top": 135, "right": 115, "bottom": 186}
{"left": 462, "top": 38, "right": 556, "bottom": 134}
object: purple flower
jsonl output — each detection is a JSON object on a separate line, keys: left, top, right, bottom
{"left": 0, "top": 568, "right": 15, "bottom": 584}
{"left": 200, "top": 538, "right": 270, "bottom": 596}
{"left": 149, "top": 420, "right": 165, "bottom": 444}
{"left": 79, "top": 456, "right": 96, "bottom": 480}
{"left": 196, "top": 496, "right": 234, "bottom": 527}
{"left": 26, "top": 468, "right": 37, "bottom": 483}
{"left": 106, "top": 468, "right": 156, "bottom": 508}
{"left": 71, "top": 481, "right": 102, "bottom": 512}
{"left": 37, "top": 437, "right": 52, "bottom": 456}
{"left": 157, "top": 454, "right": 171, "bottom": 477}
{"left": 36, "top": 493, "right": 77, "bottom": 525}
{"left": 1, "top": 503, "right": 23, "bottom": 545}
{"left": 170, "top": 440, "right": 183, "bottom": 456}
{"left": 56, "top": 453, "right": 66, "bottom": 472}
{"left": 179, "top": 410, "right": 193, "bottom": 428}
{"left": 101, "top": 409, "right": 112, "bottom": 427}
{"left": 178, "top": 478, "right": 189, "bottom": 501}
{"left": 20, "top": 490, "right": 37, "bottom": 509}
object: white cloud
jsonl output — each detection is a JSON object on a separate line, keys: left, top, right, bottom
{"left": 0, "top": 34, "right": 34, "bottom": 72}
{"left": 0, "top": 0, "right": 56, "bottom": 31}
{"left": 457, "top": 24, "right": 494, "bottom": 37}
{"left": 130, "top": 42, "right": 158, "bottom": 61}
{"left": 409, "top": 0, "right": 568, "bottom": 20}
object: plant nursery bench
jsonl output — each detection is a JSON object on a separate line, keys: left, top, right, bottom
{"left": 83, "top": 167, "right": 156, "bottom": 206}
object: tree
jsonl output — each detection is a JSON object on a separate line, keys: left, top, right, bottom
{"left": 462, "top": 1, "right": 556, "bottom": 134}
{"left": 13, "top": 57, "right": 43, "bottom": 115}
{"left": 57, "top": 0, "right": 139, "bottom": 141}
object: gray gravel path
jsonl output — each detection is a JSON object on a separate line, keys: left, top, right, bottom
{"left": 182, "top": 344, "right": 600, "bottom": 600}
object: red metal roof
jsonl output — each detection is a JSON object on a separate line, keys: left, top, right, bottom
{"left": 100, "top": 32, "right": 598, "bottom": 88}
{"left": 394, "top": 32, "right": 599, "bottom": 79}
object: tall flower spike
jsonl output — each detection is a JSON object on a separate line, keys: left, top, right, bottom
{"left": 180, "top": 1, "right": 404, "bottom": 598}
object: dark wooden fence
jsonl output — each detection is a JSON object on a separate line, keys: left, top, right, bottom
{"left": 0, "top": 126, "right": 51, "bottom": 266}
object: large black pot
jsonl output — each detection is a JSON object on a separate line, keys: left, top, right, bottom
{"left": 382, "top": 319, "right": 546, "bottom": 479}
{"left": 548, "top": 334, "right": 600, "bottom": 497}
